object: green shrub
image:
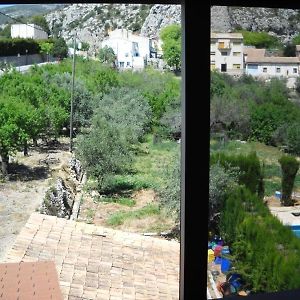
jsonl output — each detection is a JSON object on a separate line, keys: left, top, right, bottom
{"left": 0, "top": 38, "right": 41, "bottom": 56}
{"left": 278, "top": 155, "right": 300, "bottom": 206}
{"left": 210, "top": 152, "right": 264, "bottom": 197}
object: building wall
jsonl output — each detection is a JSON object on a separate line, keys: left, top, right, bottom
{"left": 246, "top": 63, "right": 299, "bottom": 77}
{"left": 101, "top": 29, "right": 150, "bottom": 69}
{"left": 211, "top": 37, "right": 243, "bottom": 73}
{"left": 11, "top": 24, "right": 48, "bottom": 40}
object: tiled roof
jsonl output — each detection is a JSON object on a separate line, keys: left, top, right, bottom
{"left": 0, "top": 261, "right": 63, "bottom": 299}
{"left": 243, "top": 48, "right": 266, "bottom": 58}
{"left": 2, "top": 213, "right": 180, "bottom": 300}
{"left": 247, "top": 56, "right": 300, "bottom": 64}
{"left": 211, "top": 32, "right": 243, "bottom": 39}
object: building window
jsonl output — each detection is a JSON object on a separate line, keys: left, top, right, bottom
{"left": 211, "top": 51, "right": 215, "bottom": 55}
{"left": 221, "top": 52, "right": 228, "bottom": 56}
{"left": 132, "top": 42, "right": 139, "bottom": 57}
{"left": 233, "top": 52, "right": 241, "bottom": 56}
{"left": 233, "top": 64, "right": 241, "bottom": 69}
{"left": 294, "top": 68, "right": 298, "bottom": 73}
{"left": 218, "top": 42, "right": 225, "bottom": 49}
{"left": 119, "top": 62, "right": 124, "bottom": 68}
{"left": 125, "top": 53, "right": 129, "bottom": 57}
{"left": 276, "top": 67, "right": 281, "bottom": 73}
{"left": 126, "top": 62, "right": 130, "bottom": 67}
{"left": 233, "top": 41, "right": 240, "bottom": 45}
{"left": 263, "top": 67, "right": 267, "bottom": 73}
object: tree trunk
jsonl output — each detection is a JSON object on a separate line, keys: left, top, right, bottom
{"left": 33, "top": 138, "right": 38, "bottom": 147}
{"left": 23, "top": 140, "right": 28, "bottom": 156}
{"left": 0, "top": 153, "right": 9, "bottom": 177}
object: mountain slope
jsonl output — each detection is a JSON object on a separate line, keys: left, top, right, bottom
{"left": 45, "top": 3, "right": 181, "bottom": 55}
{"left": 211, "top": 6, "right": 300, "bottom": 43}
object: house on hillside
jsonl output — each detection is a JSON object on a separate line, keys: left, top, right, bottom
{"left": 210, "top": 32, "right": 244, "bottom": 75}
{"left": 101, "top": 28, "right": 151, "bottom": 70}
{"left": 245, "top": 54, "right": 300, "bottom": 78}
{"left": 11, "top": 24, "right": 48, "bottom": 40}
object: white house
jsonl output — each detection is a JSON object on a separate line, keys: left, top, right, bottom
{"left": 101, "top": 28, "right": 151, "bottom": 70}
{"left": 210, "top": 32, "right": 244, "bottom": 75}
{"left": 11, "top": 24, "right": 48, "bottom": 40}
{"left": 245, "top": 55, "right": 300, "bottom": 78}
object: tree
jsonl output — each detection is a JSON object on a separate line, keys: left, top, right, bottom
{"left": 283, "top": 43, "right": 296, "bottom": 57}
{"left": 0, "top": 24, "right": 11, "bottom": 38}
{"left": 98, "top": 46, "right": 116, "bottom": 67}
{"left": 52, "top": 37, "right": 68, "bottom": 59}
{"left": 93, "top": 87, "right": 152, "bottom": 143}
{"left": 31, "top": 15, "right": 51, "bottom": 35}
{"left": 160, "top": 24, "right": 181, "bottom": 72}
{"left": 39, "top": 42, "right": 54, "bottom": 61}
{"left": 75, "top": 116, "right": 132, "bottom": 191}
{"left": 278, "top": 155, "right": 300, "bottom": 206}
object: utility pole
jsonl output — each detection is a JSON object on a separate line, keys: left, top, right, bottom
{"left": 69, "top": 32, "right": 76, "bottom": 152}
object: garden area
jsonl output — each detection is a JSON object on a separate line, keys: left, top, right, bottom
{"left": 209, "top": 71, "right": 300, "bottom": 296}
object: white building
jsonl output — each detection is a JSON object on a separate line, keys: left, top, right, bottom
{"left": 11, "top": 24, "right": 48, "bottom": 40}
{"left": 210, "top": 32, "right": 244, "bottom": 75}
{"left": 245, "top": 55, "right": 300, "bottom": 78}
{"left": 101, "top": 29, "right": 151, "bottom": 70}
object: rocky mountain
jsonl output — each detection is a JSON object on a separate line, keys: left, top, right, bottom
{"left": 0, "top": 4, "right": 66, "bottom": 25}
{"left": 45, "top": 3, "right": 181, "bottom": 55}
{"left": 211, "top": 6, "right": 300, "bottom": 44}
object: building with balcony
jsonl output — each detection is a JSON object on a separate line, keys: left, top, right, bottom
{"left": 11, "top": 24, "right": 48, "bottom": 40}
{"left": 210, "top": 32, "right": 244, "bottom": 75}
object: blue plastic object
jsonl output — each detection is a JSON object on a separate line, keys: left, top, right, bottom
{"left": 221, "top": 258, "right": 231, "bottom": 273}
{"left": 214, "top": 256, "right": 222, "bottom": 264}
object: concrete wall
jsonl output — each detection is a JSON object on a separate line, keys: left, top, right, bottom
{"left": 11, "top": 24, "right": 48, "bottom": 40}
{"left": 0, "top": 53, "right": 56, "bottom": 67}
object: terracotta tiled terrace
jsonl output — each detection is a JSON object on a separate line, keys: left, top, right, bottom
{"left": 1, "top": 213, "right": 180, "bottom": 300}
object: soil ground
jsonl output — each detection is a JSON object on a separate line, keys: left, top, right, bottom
{"left": 0, "top": 139, "right": 72, "bottom": 261}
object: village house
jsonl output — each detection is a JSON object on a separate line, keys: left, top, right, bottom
{"left": 11, "top": 24, "right": 48, "bottom": 40}
{"left": 101, "top": 28, "right": 151, "bottom": 70}
{"left": 210, "top": 32, "right": 244, "bottom": 75}
{"left": 244, "top": 48, "right": 300, "bottom": 78}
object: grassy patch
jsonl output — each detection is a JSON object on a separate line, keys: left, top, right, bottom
{"left": 106, "top": 203, "right": 160, "bottom": 226}
{"left": 96, "top": 196, "right": 136, "bottom": 207}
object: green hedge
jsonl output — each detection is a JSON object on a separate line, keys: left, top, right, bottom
{"left": 210, "top": 151, "right": 264, "bottom": 197}
{"left": 0, "top": 38, "right": 46, "bottom": 56}
{"left": 220, "top": 186, "right": 300, "bottom": 293}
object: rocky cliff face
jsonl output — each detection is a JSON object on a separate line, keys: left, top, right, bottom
{"left": 45, "top": 3, "right": 181, "bottom": 55}
{"left": 211, "top": 6, "right": 300, "bottom": 43}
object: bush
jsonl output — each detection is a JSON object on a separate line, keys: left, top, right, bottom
{"left": 209, "top": 164, "right": 239, "bottom": 231}
{"left": 157, "top": 151, "right": 180, "bottom": 223}
{"left": 210, "top": 152, "right": 264, "bottom": 197}
{"left": 75, "top": 116, "right": 132, "bottom": 191}
{"left": 278, "top": 155, "right": 300, "bottom": 206}
{"left": 0, "top": 38, "right": 41, "bottom": 56}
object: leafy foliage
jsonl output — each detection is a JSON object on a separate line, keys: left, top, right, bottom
{"left": 278, "top": 155, "right": 300, "bottom": 206}
{"left": 160, "top": 24, "right": 181, "bottom": 72}
{"left": 98, "top": 46, "right": 116, "bottom": 67}
{"left": 52, "top": 37, "right": 68, "bottom": 59}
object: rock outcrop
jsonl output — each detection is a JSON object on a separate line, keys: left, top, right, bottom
{"left": 211, "top": 6, "right": 300, "bottom": 44}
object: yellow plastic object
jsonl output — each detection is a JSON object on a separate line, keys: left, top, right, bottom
{"left": 208, "top": 249, "right": 215, "bottom": 263}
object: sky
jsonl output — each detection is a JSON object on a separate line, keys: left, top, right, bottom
{"left": 0, "top": 5, "right": 14, "bottom": 8}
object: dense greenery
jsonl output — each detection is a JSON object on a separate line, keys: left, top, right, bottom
{"left": 211, "top": 71, "right": 300, "bottom": 154}
{"left": 0, "top": 38, "right": 42, "bottom": 56}
{"left": 220, "top": 185, "right": 300, "bottom": 293}
{"left": 279, "top": 155, "right": 300, "bottom": 206}
{"left": 237, "top": 30, "right": 282, "bottom": 49}
{"left": 98, "top": 46, "right": 116, "bottom": 67}
{"left": 160, "top": 24, "right": 181, "bottom": 72}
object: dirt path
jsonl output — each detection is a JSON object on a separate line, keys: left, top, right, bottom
{"left": 0, "top": 140, "right": 71, "bottom": 261}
